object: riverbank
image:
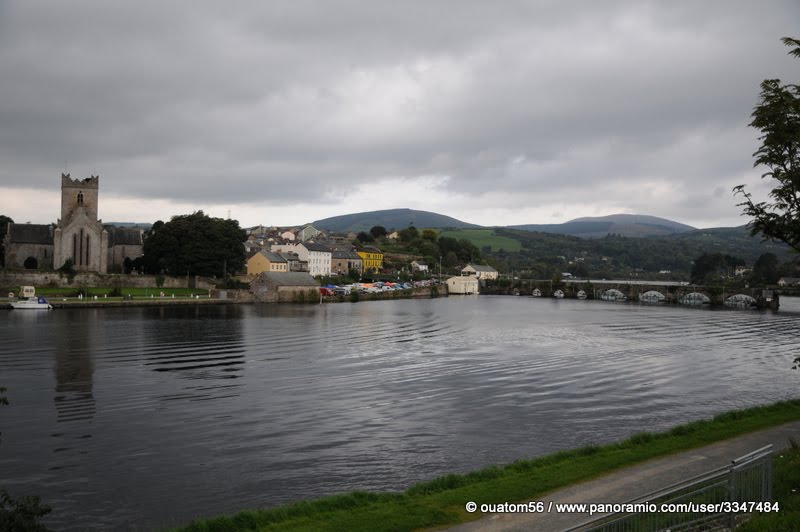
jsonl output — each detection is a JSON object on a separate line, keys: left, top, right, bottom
{"left": 172, "top": 398, "right": 800, "bottom": 532}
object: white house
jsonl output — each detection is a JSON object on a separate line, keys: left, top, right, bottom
{"left": 271, "top": 242, "right": 331, "bottom": 277}
{"left": 778, "top": 277, "right": 800, "bottom": 287}
{"left": 447, "top": 276, "right": 479, "bottom": 294}
{"left": 411, "top": 261, "right": 428, "bottom": 272}
{"left": 461, "top": 263, "right": 498, "bottom": 280}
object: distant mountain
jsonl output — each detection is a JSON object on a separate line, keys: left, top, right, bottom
{"left": 105, "top": 222, "right": 152, "bottom": 230}
{"left": 313, "top": 208, "right": 480, "bottom": 233}
{"left": 509, "top": 214, "right": 696, "bottom": 238}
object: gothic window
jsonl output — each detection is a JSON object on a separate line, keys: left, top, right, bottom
{"left": 85, "top": 234, "right": 90, "bottom": 266}
{"left": 73, "top": 233, "right": 78, "bottom": 264}
{"left": 77, "top": 191, "right": 84, "bottom": 206}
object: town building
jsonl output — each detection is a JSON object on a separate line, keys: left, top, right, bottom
{"left": 3, "top": 174, "right": 143, "bottom": 273}
{"left": 250, "top": 271, "right": 319, "bottom": 302}
{"left": 447, "top": 276, "right": 479, "bottom": 294}
{"left": 357, "top": 245, "right": 383, "bottom": 273}
{"left": 246, "top": 250, "right": 289, "bottom": 275}
{"left": 461, "top": 263, "right": 498, "bottom": 280}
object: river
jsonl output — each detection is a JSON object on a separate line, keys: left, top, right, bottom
{"left": 1, "top": 296, "right": 799, "bottom": 530}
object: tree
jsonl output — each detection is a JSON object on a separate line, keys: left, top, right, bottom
{"left": 0, "top": 215, "right": 13, "bottom": 268}
{"left": 752, "top": 252, "right": 780, "bottom": 285}
{"left": 369, "top": 226, "right": 387, "bottom": 239}
{"left": 356, "top": 231, "right": 374, "bottom": 243}
{"left": 690, "top": 252, "right": 744, "bottom": 284}
{"left": 142, "top": 211, "right": 246, "bottom": 278}
{"left": 734, "top": 37, "right": 800, "bottom": 252}
{"left": 398, "top": 226, "right": 419, "bottom": 242}
{"left": 421, "top": 229, "right": 438, "bottom": 242}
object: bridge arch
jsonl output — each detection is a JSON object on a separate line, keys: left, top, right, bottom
{"left": 679, "top": 292, "right": 710, "bottom": 305}
{"left": 639, "top": 290, "right": 665, "bottom": 303}
{"left": 725, "top": 294, "right": 756, "bottom": 308}
{"left": 601, "top": 289, "right": 626, "bottom": 301}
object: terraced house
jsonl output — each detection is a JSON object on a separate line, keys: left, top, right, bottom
{"left": 357, "top": 245, "right": 383, "bottom": 274}
{"left": 246, "top": 250, "right": 288, "bottom": 275}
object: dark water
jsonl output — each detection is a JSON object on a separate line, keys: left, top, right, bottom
{"left": 1, "top": 297, "right": 799, "bottom": 530}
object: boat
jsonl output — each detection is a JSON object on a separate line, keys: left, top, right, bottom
{"left": 9, "top": 286, "right": 53, "bottom": 310}
{"left": 10, "top": 296, "right": 53, "bottom": 310}
{"left": 532, "top": 288, "right": 542, "bottom": 297}
{"left": 553, "top": 289, "right": 564, "bottom": 299}
{"left": 577, "top": 290, "right": 587, "bottom": 300}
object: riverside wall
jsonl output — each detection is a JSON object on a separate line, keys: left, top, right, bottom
{"left": 0, "top": 270, "right": 216, "bottom": 291}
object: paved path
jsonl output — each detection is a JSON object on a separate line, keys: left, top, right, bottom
{"left": 447, "top": 420, "right": 800, "bottom": 532}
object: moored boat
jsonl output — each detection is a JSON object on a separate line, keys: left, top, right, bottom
{"left": 9, "top": 286, "right": 53, "bottom": 310}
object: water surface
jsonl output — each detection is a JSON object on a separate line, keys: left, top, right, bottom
{"left": 1, "top": 297, "right": 798, "bottom": 530}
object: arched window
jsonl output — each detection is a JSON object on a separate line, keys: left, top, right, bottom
{"left": 77, "top": 191, "right": 84, "bottom": 206}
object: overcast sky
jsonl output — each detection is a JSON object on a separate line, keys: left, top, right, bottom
{"left": 1, "top": 1, "right": 798, "bottom": 229}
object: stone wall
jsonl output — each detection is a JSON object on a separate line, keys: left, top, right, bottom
{"left": 0, "top": 270, "right": 215, "bottom": 290}
{"left": 5, "top": 243, "right": 55, "bottom": 270}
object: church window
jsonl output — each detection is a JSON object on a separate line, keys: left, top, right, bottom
{"left": 85, "top": 234, "right": 90, "bottom": 266}
{"left": 73, "top": 234, "right": 78, "bottom": 264}
{"left": 77, "top": 191, "right": 84, "bottom": 206}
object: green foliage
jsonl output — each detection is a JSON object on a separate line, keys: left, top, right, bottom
{"left": 0, "top": 491, "right": 52, "bottom": 532}
{"left": 735, "top": 37, "right": 800, "bottom": 253}
{"left": 0, "top": 215, "right": 12, "bottom": 268}
{"left": 369, "top": 226, "right": 387, "bottom": 239}
{"left": 690, "top": 252, "right": 744, "bottom": 284}
{"left": 356, "top": 231, "right": 374, "bottom": 243}
{"left": 398, "top": 226, "right": 419, "bottom": 242}
{"left": 752, "top": 252, "right": 780, "bottom": 285}
{"left": 57, "top": 258, "right": 75, "bottom": 274}
{"left": 142, "top": 211, "right": 246, "bottom": 277}
{"left": 421, "top": 229, "right": 438, "bottom": 242}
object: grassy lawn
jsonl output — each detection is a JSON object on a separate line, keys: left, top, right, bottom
{"left": 173, "top": 399, "right": 800, "bottom": 532}
{"left": 437, "top": 229, "right": 523, "bottom": 253}
{"left": 3, "top": 286, "right": 209, "bottom": 299}
{"left": 738, "top": 441, "right": 800, "bottom": 531}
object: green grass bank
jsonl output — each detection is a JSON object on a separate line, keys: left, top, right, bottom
{"left": 738, "top": 439, "right": 800, "bottom": 531}
{"left": 172, "top": 398, "right": 800, "bottom": 532}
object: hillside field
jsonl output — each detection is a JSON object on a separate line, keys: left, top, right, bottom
{"left": 437, "top": 228, "right": 522, "bottom": 253}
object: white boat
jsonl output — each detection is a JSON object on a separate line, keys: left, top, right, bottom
{"left": 532, "top": 288, "right": 542, "bottom": 297}
{"left": 11, "top": 296, "right": 53, "bottom": 310}
{"left": 577, "top": 290, "right": 587, "bottom": 300}
{"left": 553, "top": 289, "right": 564, "bottom": 299}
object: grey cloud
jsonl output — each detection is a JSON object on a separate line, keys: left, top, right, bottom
{"left": 1, "top": 0, "right": 799, "bottom": 227}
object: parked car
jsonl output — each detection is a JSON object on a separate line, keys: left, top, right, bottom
{"left": 319, "top": 287, "right": 334, "bottom": 296}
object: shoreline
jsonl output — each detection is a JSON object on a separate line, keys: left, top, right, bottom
{"left": 171, "top": 399, "right": 800, "bottom": 532}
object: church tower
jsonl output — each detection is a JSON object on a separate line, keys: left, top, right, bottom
{"left": 60, "top": 173, "right": 99, "bottom": 224}
{"left": 53, "top": 174, "right": 108, "bottom": 273}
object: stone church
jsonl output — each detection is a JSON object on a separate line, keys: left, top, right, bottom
{"left": 3, "top": 174, "right": 144, "bottom": 273}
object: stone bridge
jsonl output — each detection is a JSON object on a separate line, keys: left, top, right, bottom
{"left": 525, "top": 279, "right": 779, "bottom": 309}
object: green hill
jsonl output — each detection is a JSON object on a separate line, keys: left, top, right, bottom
{"left": 510, "top": 214, "right": 696, "bottom": 238}
{"left": 313, "top": 209, "right": 479, "bottom": 233}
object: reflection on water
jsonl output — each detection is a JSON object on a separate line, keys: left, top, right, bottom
{"left": 1, "top": 298, "right": 799, "bottom": 530}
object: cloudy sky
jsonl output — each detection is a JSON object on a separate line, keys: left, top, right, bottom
{"left": 1, "top": 1, "right": 798, "bottom": 229}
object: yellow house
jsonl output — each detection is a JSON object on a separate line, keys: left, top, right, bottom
{"left": 356, "top": 246, "right": 383, "bottom": 273}
{"left": 247, "top": 250, "right": 289, "bottom": 275}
